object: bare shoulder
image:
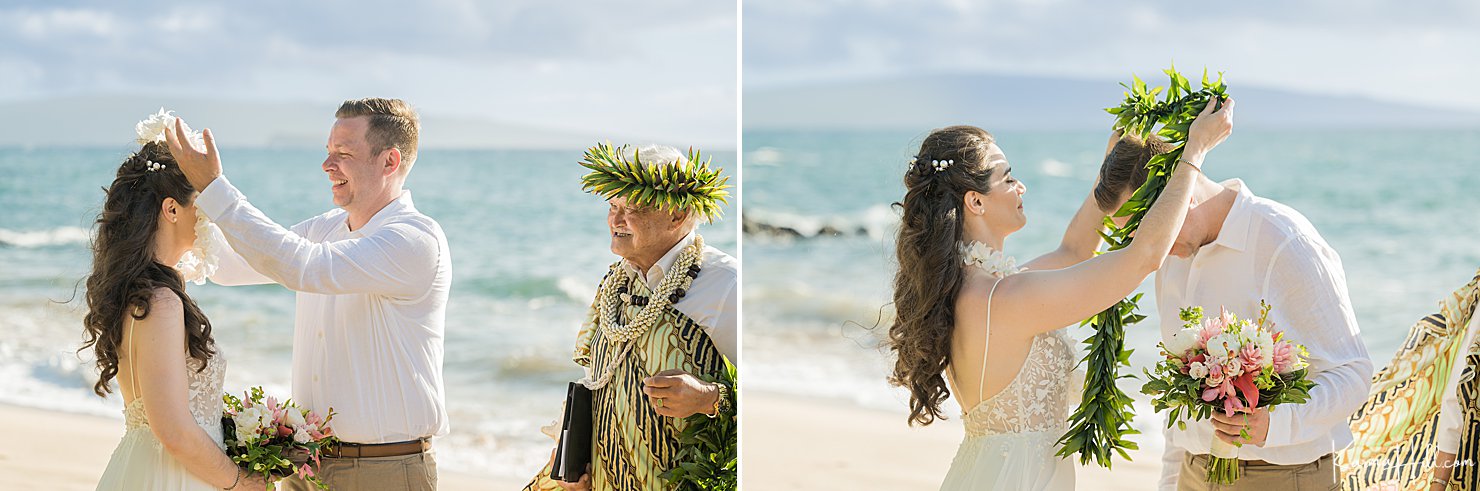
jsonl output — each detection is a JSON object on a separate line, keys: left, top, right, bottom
{"left": 140, "top": 287, "right": 185, "bottom": 322}
{"left": 955, "top": 271, "right": 999, "bottom": 322}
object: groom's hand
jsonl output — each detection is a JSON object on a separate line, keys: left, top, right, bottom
{"left": 643, "top": 369, "right": 720, "bottom": 418}
{"left": 1211, "top": 407, "right": 1269, "bottom": 447}
{"left": 163, "top": 117, "right": 223, "bottom": 192}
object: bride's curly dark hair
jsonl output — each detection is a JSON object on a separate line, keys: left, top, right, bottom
{"left": 80, "top": 141, "right": 215, "bottom": 397}
{"left": 888, "top": 125, "right": 1001, "bottom": 426}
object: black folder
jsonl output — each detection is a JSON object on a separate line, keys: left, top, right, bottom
{"left": 552, "top": 382, "right": 593, "bottom": 482}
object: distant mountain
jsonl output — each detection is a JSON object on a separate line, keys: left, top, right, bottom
{"left": 744, "top": 73, "right": 1480, "bottom": 130}
{"left": 0, "top": 95, "right": 627, "bottom": 149}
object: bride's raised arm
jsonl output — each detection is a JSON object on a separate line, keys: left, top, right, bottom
{"left": 1021, "top": 130, "right": 1125, "bottom": 272}
{"left": 983, "top": 98, "right": 1234, "bottom": 337}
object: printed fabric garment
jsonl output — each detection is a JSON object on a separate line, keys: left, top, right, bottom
{"left": 526, "top": 267, "right": 730, "bottom": 490}
{"left": 96, "top": 342, "right": 228, "bottom": 491}
{"left": 1339, "top": 268, "right": 1479, "bottom": 490}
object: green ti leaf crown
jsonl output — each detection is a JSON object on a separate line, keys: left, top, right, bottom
{"left": 579, "top": 142, "right": 732, "bottom": 221}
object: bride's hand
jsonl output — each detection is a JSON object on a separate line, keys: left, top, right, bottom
{"left": 163, "top": 117, "right": 223, "bottom": 192}
{"left": 1184, "top": 96, "right": 1235, "bottom": 163}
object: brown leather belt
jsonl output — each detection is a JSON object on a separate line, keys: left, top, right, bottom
{"left": 325, "top": 438, "right": 431, "bottom": 458}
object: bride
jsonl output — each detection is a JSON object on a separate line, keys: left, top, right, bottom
{"left": 886, "top": 99, "right": 1233, "bottom": 490}
{"left": 80, "top": 116, "right": 266, "bottom": 491}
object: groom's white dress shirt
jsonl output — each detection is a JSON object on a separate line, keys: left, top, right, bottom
{"left": 199, "top": 176, "right": 452, "bottom": 444}
{"left": 1155, "top": 179, "right": 1374, "bottom": 490}
{"left": 619, "top": 231, "right": 738, "bottom": 361}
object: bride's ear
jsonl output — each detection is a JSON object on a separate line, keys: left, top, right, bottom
{"left": 961, "top": 191, "right": 986, "bottom": 216}
{"left": 160, "top": 197, "right": 180, "bottom": 224}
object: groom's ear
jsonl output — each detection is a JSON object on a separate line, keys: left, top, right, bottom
{"left": 382, "top": 147, "right": 402, "bottom": 177}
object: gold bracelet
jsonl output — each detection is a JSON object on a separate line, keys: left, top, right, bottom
{"left": 1430, "top": 475, "right": 1449, "bottom": 488}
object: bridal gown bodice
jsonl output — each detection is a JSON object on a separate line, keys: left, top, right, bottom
{"left": 940, "top": 328, "right": 1083, "bottom": 491}
{"left": 97, "top": 351, "right": 228, "bottom": 491}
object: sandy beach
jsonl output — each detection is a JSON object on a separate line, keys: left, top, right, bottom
{"left": 743, "top": 392, "right": 1163, "bottom": 490}
{"left": 0, "top": 404, "right": 525, "bottom": 490}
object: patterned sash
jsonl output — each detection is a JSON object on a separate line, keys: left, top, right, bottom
{"left": 1340, "top": 269, "right": 1480, "bottom": 489}
{"left": 528, "top": 272, "right": 727, "bottom": 491}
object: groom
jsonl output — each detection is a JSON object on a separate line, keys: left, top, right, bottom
{"left": 1096, "top": 135, "right": 1375, "bottom": 490}
{"left": 165, "top": 98, "right": 450, "bottom": 491}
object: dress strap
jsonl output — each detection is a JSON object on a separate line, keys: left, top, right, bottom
{"left": 977, "top": 278, "right": 1003, "bottom": 400}
{"left": 127, "top": 307, "right": 141, "bottom": 402}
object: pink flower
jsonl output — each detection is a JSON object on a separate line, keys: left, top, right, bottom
{"left": 278, "top": 425, "right": 294, "bottom": 438}
{"left": 299, "top": 464, "right": 316, "bottom": 479}
{"left": 1272, "top": 340, "right": 1299, "bottom": 374}
{"left": 1205, "top": 362, "right": 1226, "bottom": 387}
{"left": 1240, "top": 344, "right": 1264, "bottom": 372}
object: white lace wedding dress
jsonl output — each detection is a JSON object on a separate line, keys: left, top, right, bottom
{"left": 940, "top": 275, "right": 1084, "bottom": 490}
{"left": 96, "top": 316, "right": 228, "bottom": 491}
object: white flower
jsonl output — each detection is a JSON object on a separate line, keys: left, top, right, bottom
{"left": 284, "top": 408, "right": 307, "bottom": 428}
{"left": 1188, "top": 361, "right": 1209, "bottom": 379}
{"left": 175, "top": 212, "right": 222, "bottom": 285}
{"left": 1164, "top": 328, "right": 1200, "bottom": 357}
{"left": 1205, "top": 333, "right": 1237, "bottom": 361}
{"left": 1257, "top": 330, "right": 1275, "bottom": 366}
{"left": 960, "top": 241, "right": 1023, "bottom": 277}
{"left": 293, "top": 427, "right": 312, "bottom": 444}
{"left": 234, "top": 407, "right": 266, "bottom": 443}
{"left": 134, "top": 107, "right": 204, "bottom": 149}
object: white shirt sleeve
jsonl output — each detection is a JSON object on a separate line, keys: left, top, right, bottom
{"left": 1436, "top": 315, "right": 1480, "bottom": 453}
{"left": 206, "top": 215, "right": 309, "bottom": 287}
{"left": 1260, "top": 236, "right": 1375, "bottom": 448}
{"left": 708, "top": 279, "right": 737, "bottom": 362}
{"left": 195, "top": 176, "right": 439, "bottom": 297}
{"left": 1160, "top": 425, "right": 1184, "bottom": 491}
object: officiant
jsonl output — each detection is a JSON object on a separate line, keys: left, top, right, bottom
{"left": 526, "top": 143, "right": 738, "bottom": 491}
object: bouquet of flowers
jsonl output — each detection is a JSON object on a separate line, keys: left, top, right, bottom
{"left": 222, "top": 387, "right": 338, "bottom": 490}
{"left": 1141, "top": 302, "right": 1316, "bottom": 484}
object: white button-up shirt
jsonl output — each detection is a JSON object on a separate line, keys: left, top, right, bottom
{"left": 197, "top": 176, "right": 452, "bottom": 444}
{"left": 1156, "top": 180, "right": 1374, "bottom": 490}
{"left": 1437, "top": 313, "right": 1480, "bottom": 453}
{"left": 620, "top": 232, "right": 738, "bottom": 361}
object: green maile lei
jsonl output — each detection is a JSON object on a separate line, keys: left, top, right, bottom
{"left": 1055, "top": 66, "right": 1230, "bottom": 468}
{"left": 660, "top": 359, "right": 738, "bottom": 491}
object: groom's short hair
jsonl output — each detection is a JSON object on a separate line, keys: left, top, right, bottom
{"left": 1094, "top": 134, "right": 1173, "bottom": 212}
{"left": 336, "top": 98, "right": 420, "bottom": 174}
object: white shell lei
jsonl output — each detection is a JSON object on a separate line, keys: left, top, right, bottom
{"left": 960, "top": 241, "right": 1023, "bottom": 277}
{"left": 579, "top": 234, "right": 705, "bottom": 390}
{"left": 175, "top": 211, "right": 224, "bottom": 285}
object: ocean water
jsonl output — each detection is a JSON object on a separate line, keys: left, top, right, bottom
{"left": 742, "top": 128, "right": 1480, "bottom": 428}
{"left": 0, "top": 146, "right": 737, "bottom": 480}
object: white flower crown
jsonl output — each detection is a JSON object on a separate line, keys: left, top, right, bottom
{"left": 135, "top": 108, "right": 204, "bottom": 149}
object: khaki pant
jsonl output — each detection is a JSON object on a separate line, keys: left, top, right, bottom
{"left": 277, "top": 450, "right": 438, "bottom": 491}
{"left": 1178, "top": 453, "right": 1340, "bottom": 491}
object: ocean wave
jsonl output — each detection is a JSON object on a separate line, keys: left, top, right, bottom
{"left": 742, "top": 205, "right": 897, "bottom": 240}
{"left": 0, "top": 226, "right": 91, "bottom": 248}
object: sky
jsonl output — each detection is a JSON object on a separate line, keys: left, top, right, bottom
{"left": 0, "top": 1, "right": 738, "bottom": 146}
{"left": 744, "top": 0, "right": 1480, "bottom": 112}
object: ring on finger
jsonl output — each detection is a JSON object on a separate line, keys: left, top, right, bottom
{"left": 654, "top": 397, "right": 664, "bottom": 408}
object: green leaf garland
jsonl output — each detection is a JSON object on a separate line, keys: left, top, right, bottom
{"left": 1056, "top": 65, "right": 1230, "bottom": 467}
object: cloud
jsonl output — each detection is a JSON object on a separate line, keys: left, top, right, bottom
{"left": 743, "top": 0, "right": 1480, "bottom": 111}
{"left": 0, "top": 1, "right": 738, "bottom": 146}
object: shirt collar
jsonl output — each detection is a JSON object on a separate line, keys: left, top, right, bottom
{"left": 349, "top": 190, "right": 414, "bottom": 235}
{"left": 623, "top": 232, "right": 697, "bottom": 290}
{"left": 1206, "top": 179, "right": 1253, "bottom": 253}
